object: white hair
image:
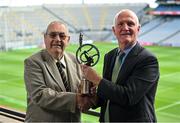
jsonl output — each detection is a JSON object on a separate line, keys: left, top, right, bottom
{"left": 45, "top": 21, "right": 69, "bottom": 35}
{"left": 113, "top": 9, "right": 140, "bottom": 26}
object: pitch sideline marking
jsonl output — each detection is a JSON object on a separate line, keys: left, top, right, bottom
{"left": 158, "top": 112, "right": 180, "bottom": 119}
{"left": 160, "top": 72, "right": 180, "bottom": 78}
{"left": 156, "top": 101, "right": 180, "bottom": 112}
{"left": 0, "top": 95, "right": 26, "bottom": 107}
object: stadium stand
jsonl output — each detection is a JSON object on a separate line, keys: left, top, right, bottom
{"left": 1, "top": 1, "right": 180, "bottom": 50}
{"left": 159, "top": 30, "right": 180, "bottom": 46}
{"left": 139, "top": 0, "right": 180, "bottom": 46}
{"left": 155, "top": 5, "right": 180, "bottom": 11}
{"left": 139, "top": 16, "right": 180, "bottom": 44}
{"left": 0, "top": 3, "right": 147, "bottom": 51}
{"left": 43, "top": 4, "right": 147, "bottom": 41}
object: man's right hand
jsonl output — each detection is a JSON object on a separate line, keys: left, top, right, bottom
{"left": 76, "top": 94, "right": 95, "bottom": 112}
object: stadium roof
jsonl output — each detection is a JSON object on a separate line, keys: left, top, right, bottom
{"left": 0, "top": 0, "right": 157, "bottom": 8}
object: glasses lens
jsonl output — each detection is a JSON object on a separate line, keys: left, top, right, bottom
{"left": 49, "top": 32, "right": 58, "bottom": 38}
{"left": 48, "top": 32, "right": 68, "bottom": 40}
{"left": 59, "top": 34, "right": 67, "bottom": 40}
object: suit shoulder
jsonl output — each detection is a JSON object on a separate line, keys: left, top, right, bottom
{"left": 65, "top": 52, "right": 76, "bottom": 59}
{"left": 105, "top": 47, "right": 118, "bottom": 57}
{"left": 66, "top": 52, "right": 75, "bottom": 58}
{"left": 24, "top": 49, "right": 44, "bottom": 62}
{"left": 64, "top": 52, "right": 77, "bottom": 63}
{"left": 141, "top": 47, "right": 157, "bottom": 59}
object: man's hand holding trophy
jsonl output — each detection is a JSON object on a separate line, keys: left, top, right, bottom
{"left": 76, "top": 32, "right": 100, "bottom": 111}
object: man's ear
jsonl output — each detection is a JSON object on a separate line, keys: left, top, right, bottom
{"left": 112, "top": 26, "right": 116, "bottom": 35}
{"left": 43, "top": 33, "right": 48, "bottom": 45}
{"left": 138, "top": 25, "right": 141, "bottom": 32}
{"left": 67, "top": 36, "right": 70, "bottom": 43}
{"left": 43, "top": 33, "right": 46, "bottom": 38}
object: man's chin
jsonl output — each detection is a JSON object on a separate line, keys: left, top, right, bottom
{"left": 50, "top": 48, "right": 63, "bottom": 55}
{"left": 120, "top": 39, "right": 131, "bottom": 44}
{"left": 55, "top": 48, "right": 63, "bottom": 53}
{"left": 54, "top": 50, "right": 64, "bottom": 58}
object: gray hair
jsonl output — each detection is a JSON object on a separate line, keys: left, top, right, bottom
{"left": 113, "top": 9, "right": 140, "bottom": 26}
{"left": 45, "top": 21, "right": 69, "bottom": 35}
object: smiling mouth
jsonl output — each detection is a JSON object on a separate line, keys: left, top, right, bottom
{"left": 121, "top": 33, "right": 131, "bottom": 36}
{"left": 51, "top": 44, "right": 63, "bottom": 48}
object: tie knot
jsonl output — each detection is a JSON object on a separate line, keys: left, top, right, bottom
{"left": 118, "top": 52, "right": 125, "bottom": 62}
{"left": 56, "top": 62, "right": 63, "bottom": 69}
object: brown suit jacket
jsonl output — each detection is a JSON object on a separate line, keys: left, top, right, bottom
{"left": 24, "top": 49, "right": 82, "bottom": 122}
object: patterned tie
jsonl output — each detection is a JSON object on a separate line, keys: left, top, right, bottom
{"left": 112, "top": 52, "right": 125, "bottom": 83}
{"left": 104, "top": 51, "right": 125, "bottom": 122}
{"left": 56, "top": 62, "right": 71, "bottom": 92}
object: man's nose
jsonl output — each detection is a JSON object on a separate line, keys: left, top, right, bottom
{"left": 122, "top": 24, "right": 129, "bottom": 30}
{"left": 55, "top": 34, "right": 61, "bottom": 41}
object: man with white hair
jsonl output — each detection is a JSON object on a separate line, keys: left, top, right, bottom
{"left": 82, "top": 9, "right": 159, "bottom": 122}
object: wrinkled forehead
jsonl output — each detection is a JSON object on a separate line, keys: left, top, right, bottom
{"left": 46, "top": 22, "right": 68, "bottom": 34}
{"left": 114, "top": 10, "right": 139, "bottom": 25}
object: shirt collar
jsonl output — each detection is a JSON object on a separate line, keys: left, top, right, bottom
{"left": 60, "top": 56, "right": 66, "bottom": 68}
{"left": 118, "top": 42, "right": 137, "bottom": 55}
{"left": 55, "top": 56, "right": 66, "bottom": 68}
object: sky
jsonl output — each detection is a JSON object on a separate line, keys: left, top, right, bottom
{"left": 0, "top": 0, "right": 157, "bottom": 8}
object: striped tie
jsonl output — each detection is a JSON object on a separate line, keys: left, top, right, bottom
{"left": 56, "top": 62, "right": 71, "bottom": 92}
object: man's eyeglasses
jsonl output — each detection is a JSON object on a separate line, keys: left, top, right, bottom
{"left": 47, "top": 32, "right": 69, "bottom": 40}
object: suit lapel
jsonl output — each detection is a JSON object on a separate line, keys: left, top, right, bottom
{"left": 116, "top": 43, "right": 143, "bottom": 84}
{"left": 64, "top": 53, "right": 79, "bottom": 92}
{"left": 104, "top": 48, "right": 117, "bottom": 81}
{"left": 42, "top": 50, "right": 66, "bottom": 91}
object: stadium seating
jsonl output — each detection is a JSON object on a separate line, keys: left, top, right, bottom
{"left": 1, "top": 2, "right": 180, "bottom": 50}
{"left": 139, "top": 16, "right": 180, "bottom": 46}
{"left": 139, "top": 0, "right": 180, "bottom": 46}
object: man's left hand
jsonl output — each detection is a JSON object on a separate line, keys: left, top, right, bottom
{"left": 81, "top": 65, "right": 102, "bottom": 86}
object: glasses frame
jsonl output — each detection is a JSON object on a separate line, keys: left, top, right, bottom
{"left": 47, "top": 32, "right": 69, "bottom": 40}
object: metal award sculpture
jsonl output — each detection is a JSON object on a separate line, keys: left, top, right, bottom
{"left": 76, "top": 33, "right": 100, "bottom": 95}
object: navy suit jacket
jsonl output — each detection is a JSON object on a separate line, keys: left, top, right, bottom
{"left": 96, "top": 43, "right": 159, "bottom": 122}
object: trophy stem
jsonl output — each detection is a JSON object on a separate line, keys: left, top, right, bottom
{"left": 80, "top": 77, "right": 93, "bottom": 96}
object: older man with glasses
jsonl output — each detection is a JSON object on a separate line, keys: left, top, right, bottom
{"left": 24, "top": 21, "right": 94, "bottom": 122}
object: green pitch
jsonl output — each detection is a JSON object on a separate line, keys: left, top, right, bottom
{"left": 0, "top": 42, "right": 180, "bottom": 122}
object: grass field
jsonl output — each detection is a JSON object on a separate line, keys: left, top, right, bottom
{"left": 0, "top": 42, "right": 180, "bottom": 122}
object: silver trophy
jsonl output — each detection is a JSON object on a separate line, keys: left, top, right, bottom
{"left": 80, "top": 78, "right": 90, "bottom": 94}
{"left": 76, "top": 33, "right": 100, "bottom": 95}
